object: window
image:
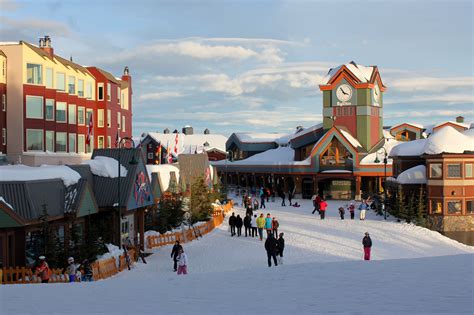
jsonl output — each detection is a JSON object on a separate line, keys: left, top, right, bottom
{"left": 44, "top": 99, "right": 54, "bottom": 121}
{"left": 467, "top": 200, "right": 474, "bottom": 214}
{"left": 117, "top": 87, "right": 121, "bottom": 104}
{"left": 117, "top": 112, "right": 121, "bottom": 130}
{"left": 26, "top": 129, "right": 43, "bottom": 151}
{"left": 68, "top": 76, "right": 75, "bottom": 94}
{"left": 86, "top": 109, "right": 93, "bottom": 125}
{"left": 320, "top": 138, "right": 352, "bottom": 166}
{"left": 86, "top": 82, "right": 92, "bottom": 99}
{"left": 465, "top": 164, "right": 473, "bottom": 178}
{"left": 107, "top": 109, "right": 111, "bottom": 128}
{"left": 107, "top": 83, "right": 111, "bottom": 101}
{"left": 26, "top": 96, "right": 43, "bottom": 119}
{"left": 430, "top": 199, "right": 442, "bottom": 214}
{"left": 45, "top": 130, "right": 54, "bottom": 152}
{"left": 98, "top": 136, "right": 104, "bottom": 149}
{"left": 447, "top": 164, "right": 461, "bottom": 178}
{"left": 122, "top": 92, "right": 127, "bottom": 110}
{"left": 78, "top": 79, "right": 84, "bottom": 97}
{"left": 26, "top": 63, "right": 42, "bottom": 84}
{"left": 107, "top": 136, "right": 111, "bottom": 148}
{"left": 97, "top": 83, "right": 104, "bottom": 100}
{"left": 68, "top": 104, "right": 76, "bottom": 124}
{"left": 69, "top": 133, "right": 76, "bottom": 153}
{"left": 122, "top": 116, "right": 125, "bottom": 132}
{"left": 45, "top": 68, "right": 53, "bottom": 88}
{"left": 56, "top": 73, "right": 65, "bottom": 91}
{"left": 2, "top": 128, "right": 6, "bottom": 145}
{"left": 447, "top": 200, "right": 462, "bottom": 214}
{"left": 78, "top": 135, "right": 85, "bottom": 153}
{"left": 2, "top": 60, "right": 5, "bottom": 77}
{"left": 77, "top": 107, "right": 85, "bottom": 125}
{"left": 56, "top": 102, "right": 67, "bottom": 122}
{"left": 56, "top": 132, "right": 67, "bottom": 152}
{"left": 98, "top": 109, "right": 104, "bottom": 127}
{"left": 2, "top": 94, "right": 6, "bottom": 111}
{"left": 429, "top": 163, "right": 442, "bottom": 178}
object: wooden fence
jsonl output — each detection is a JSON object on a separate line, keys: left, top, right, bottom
{"left": 146, "top": 201, "right": 233, "bottom": 249}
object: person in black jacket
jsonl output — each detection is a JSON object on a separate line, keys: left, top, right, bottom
{"left": 276, "top": 233, "right": 285, "bottom": 265}
{"left": 243, "top": 213, "right": 251, "bottom": 237}
{"left": 362, "top": 232, "right": 372, "bottom": 260}
{"left": 171, "top": 241, "right": 183, "bottom": 272}
{"left": 229, "top": 213, "right": 236, "bottom": 236}
{"left": 235, "top": 214, "right": 243, "bottom": 237}
{"left": 264, "top": 233, "right": 278, "bottom": 267}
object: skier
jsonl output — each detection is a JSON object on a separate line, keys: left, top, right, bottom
{"left": 229, "top": 212, "right": 236, "bottom": 236}
{"left": 177, "top": 248, "right": 188, "bottom": 275}
{"left": 244, "top": 213, "right": 251, "bottom": 237}
{"left": 264, "top": 233, "right": 278, "bottom": 267}
{"left": 338, "top": 206, "right": 345, "bottom": 220}
{"left": 251, "top": 214, "right": 258, "bottom": 237}
{"left": 311, "top": 194, "right": 321, "bottom": 214}
{"left": 66, "top": 257, "right": 78, "bottom": 282}
{"left": 256, "top": 213, "right": 266, "bottom": 241}
{"left": 277, "top": 232, "right": 285, "bottom": 265}
{"left": 272, "top": 217, "right": 280, "bottom": 237}
{"left": 35, "top": 256, "right": 50, "bottom": 283}
{"left": 171, "top": 240, "right": 183, "bottom": 272}
{"left": 235, "top": 214, "right": 243, "bottom": 237}
{"left": 319, "top": 197, "right": 328, "bottom": 220}
{"left": 359, "top": 200, "right": 369, "bottom": 220}
{"left": 265, "top": 213, "right": 273, "bottom": 237}
{"left": 362, "top": 232, "right": 372, "bottom": 260}
{"left": 348, "top": 202, "right": 355, "bottom": 220}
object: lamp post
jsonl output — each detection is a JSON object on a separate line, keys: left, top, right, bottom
{"left": 374, "top": 147, "right": 388, "bottom": 220}
{"left": 117, "top": 136, "right": 138, "bottom": 247}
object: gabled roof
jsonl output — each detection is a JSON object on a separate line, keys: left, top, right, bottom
{"left": 319, "top": 61, "right": 386, "bottom": 91}
{"left": 390, "top": 122, "right": 425, "bottom": 131}
{"left": 143, "top": 132, "right": 227, "bottom": 154}
{"left": 93, "top": 67, "right": 121, "bottom": 85}
{"left": 290, "top": 123, "right": 325, "bottom": 149}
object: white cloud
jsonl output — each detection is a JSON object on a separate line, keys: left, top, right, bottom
{"left": 385, "top": 109, "right": 474, "bottom": 119}
{"left": 387, "top": 76, "right": 474, "bottom": 92}
{"left": 385, "top": 93, "right": 474, "bottom": 105}
{"left": 0, "top": 16, "right": 72, "bottom": 37}
{"left": 139, "top": 91, "right": 185, "bottom": 101}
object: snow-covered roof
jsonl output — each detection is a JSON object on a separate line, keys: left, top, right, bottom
{"left": 220, "top": 146, "right": 310, "bottom": 166}
{"left": 289, "top": 123, "right": 323, "bottom": 141}
{"left": 360, "top": 138, "right": 401, "bottom": 165}
{"left": 390, "top": 122, "right": 424, "bottom": 130}
{"left": 463, "top": 128, "right": 474, "bottom": 138}
{"left": 235, "top": 133, "right": 289, "bottom": 144}
{"left": 0, "top": 164, "right": 81, "bottom": 186}
{"left": 143, "top": 132, "right": 227, "bottom": 155}
{"left": 146, "top": 164, "right": 180, "bottom": 191}
{"left": 395, "top": 165, "right": 427, "bottom": 184}
{"left": 423, "top": 121, "right": 470, "bottom": 136}
{"left": 82, "top": 156, "right": 128, "bottom": 178}
{"left": 324, "top": 61, "right": 375, "bottom": 84}
{"left": 339, "top": 129, "right": 362, "bottom": 149}
{"left": 382, "top": 129, "right": 395, "bottom": 139}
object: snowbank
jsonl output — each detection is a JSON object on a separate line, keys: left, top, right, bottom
{"left": 96, "top": 243, "right": 124, "bottom": 264}
{"left": 146, "top": 164, "right": 180, "bottom": 191}
{"left": 396, "top": 165, "right": 427, "bottom": 184}
{"left": 0, "top": 164, "right": 81, "bottom": 186}
{"left": 360, "top": 138, "right": 401, "bottom": 165}
{"left": 82, "top": 156, "right": 128, "bottom": 178}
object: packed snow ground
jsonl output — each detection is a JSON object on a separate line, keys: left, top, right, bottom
{"left": 1, "top": 197, "right": 473, "bottom": 314}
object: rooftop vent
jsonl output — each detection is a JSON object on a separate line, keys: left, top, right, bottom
{"left": 182, "top": 125, "right": 194, "bottom": 135}
{"left": 456, "top": 116, "right": 464, "bottom": 123}
{"left": 204, "top": 128, "right": 210, "bottom": 135}
{"left": 163, "top": 128, "right": 170, "bottom": 134}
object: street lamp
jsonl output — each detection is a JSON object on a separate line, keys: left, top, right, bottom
{"left": 117, "top": 136, "right": 138, "bottom": 247}
{"left": 374, "top": 147, "right": 388, "bottom": 220}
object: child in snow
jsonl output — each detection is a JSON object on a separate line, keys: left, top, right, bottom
{"left": 171, "top": 240, "right": 183, "bottom": 272}
{"left": 362, "top": 232, "right": 372, "bottom": 260}
{"left": 338, "top": 206, "right": 345, "bottom": 220}
{"left": 277, "top": 233, "right": 285, "bottom": 265}
{"left": 66, "top": 257, "right": 78, "bottom": 282}
{"left": 348, "top": 203, "right": 355, "bottom": 220}
{"left": 177, "top": 248, "right": 188, "bottom": 275}
{"left": 319, "top": 198, "right": 328, "bottom": 220}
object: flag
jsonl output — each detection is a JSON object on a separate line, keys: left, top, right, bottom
{"left": 166, "top": 140, "right": 172, "bottom": 164}
{"left": 155, "top": 144, "right": 161, "bottom": 164}
{"left": 115, "top": 132, "right": 120, "bottom": 147}
{"left": 86, "top": 112, "right": 93, "bottom": 145}
{"left": 174, "top": 132, "right": 179, "bottom": 156}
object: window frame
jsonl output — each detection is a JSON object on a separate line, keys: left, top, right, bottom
{"left": 77, "top": 106, "right": 85, "bottom": 125}
{"left": 45, "top": 99, "right": 55, "bottom": 121}
{"left": 107, "top": 109, "right": 111, "bottom": 128}
{"left": 68, "top": 104, "right": 76, "bottom": 125}
{"left": 25, "top": 95, "right": 44, "bottom": 119}
{"left": 86, "top": 81, "right": 92, "bottom": 99}
{"left": 68, "top": 133, "right": 76, "bottom": 153}
{"left": 77, "top": 134, "right": 85, "bottom": 154}
{"left": 122, "top": 115, "right": 125, "bottom": 132}
{"left": 2, "top": 94, "right": 6, "bottom": 111}
{"left": 56, "top": 102, "right": 67, "bottom": 123}
{"left": 2, "top": 128, "right": 6, "bottom": 146}
{"left": 98, "top": 83, "right": 104, "bottom": 101}
{"left": 26, "top": 63, "right": 42, "bottom": 85}
{"left": 466, "top": 200, "right": 474, "bottom": 215}
{"left": 45, "top": 67, "right": 53, "bottom": 89}
{"left": 107, "top": 136, "right": 111, "bottom": 148}
{"left": 429, "top": 163, "right": 443, "bottom": 179}
{"left": 78, "top": 79, "right": 84, "bottom": 97}
{"left": 107, "top": 83, "right": 111, "bottom": 101}
{"left": 45, "top": 130, "right": 54, "bottom": 152}
{"left": 55, "top": 132, "right": 67, "bottom": 153}
{"left": 26, "top": 129, "right": 44, "bottom": 151}
{"left": 68, "top": 76, "right": 76, "bottom": 94}
{"left": 446, "top": 163, "right": 461, "bottom": 179}
{"left": 56, "top": 72, "right": 66, "bottom": 92}
{"left": 117, "top": 112, "right": 121, "bottom": 130}
{"left": 446, "top": 200, "right": 462, "bottom": 215}
{"left": 98, "top": 109, "right": 104, "bottom": 128}
{"left": 97, "top": 136, "right": 105, "bottom": 149}
{"left": 465, "top": 163, "right": 473, "bottom": 178}
{"left": 430, "top": 199, "right": 443, "bottom": 214}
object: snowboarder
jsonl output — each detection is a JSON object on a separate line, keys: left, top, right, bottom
{"left": 264, "top": 233, "right": 278, "bottom": 267}
{"left": 319, "top": 197, "right": 328, "bottom": 220}
{"left": 66, "top": 257, "right": 78, "bottom": 282}
{"left": 265, "top": 213, "right": 273, "bottom": 237}
{"left": 312, "top": 194, "right": 321, "bottom": 214}
{"left": 244, "top": 213, "right": 251, "bottom": 237}
{"left": 280, "top": 191, "right": 286, "bottom": 206}
{"left": 338, "top": 206, "right": 345, "bottom": 220}
{"left": 251, "top": 214, "right": 258, "bottom": 237}
{"left": 272, "top": 217, "right": 280, "bottom": 237}
{"left": 256, "top": 213, "right": 266, "bottom": 240}
{"left": 277, "top": 232, "right": 285, "bottom": 265}
{"left": 229, "top": 212, "right": 236, "bottom": 236}
{"left": 235, "top": 214, "right": 243, "bottom": 237}
{"left": 348, "top": 202, "right": 355, "bottom": 220}
{"left": 359, "top": 200, "right": 369, "bottom": 220}
{"left": 35, "top": 256, "right": 50, "bottom": 283}
{"left": 171, "top": 240, "right": 183, "bottom": 272}
{"left": 362, "top": 232, "right": 372, "bottom": 260}
{"left": 177, "top": 248, "right": 188, "bottom": 275}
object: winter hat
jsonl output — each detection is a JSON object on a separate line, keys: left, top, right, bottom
{"left": 68, "top": 257, "right": 74, "bottom": 263}
{"left": 39, "top": 256, "right": 46, "bottom": 260}
{"left": 365, "top": 232, "right": 370, "bottom": 236}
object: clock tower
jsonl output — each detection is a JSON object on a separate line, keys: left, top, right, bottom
{"left": 319, "top": 61, "right": 386, "bottom": 151}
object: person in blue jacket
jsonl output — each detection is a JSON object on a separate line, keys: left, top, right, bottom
{"left": 265, "top": 213, "right": 273, "bottom": 237}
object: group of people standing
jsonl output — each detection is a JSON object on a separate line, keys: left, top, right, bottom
{"left": 229, "top": 211, "right": 280, "bottom": 241}
{"left": 312, "top": 195, "right": 372, "bottom": 221}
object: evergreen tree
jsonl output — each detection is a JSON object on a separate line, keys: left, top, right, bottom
{"left": 156, "top": 193, "right": 185, "bottom": 233}
{"left": 209, "top": 181, "right": 226, "bottom": 203}
{"left": 406, "top": 193, "right": 417, "bottom": 223}
{"left": 80, "top": 216, "right": 107, "bottom": 263}
{"left": 395, "top": 186, "right": 406, "bottom": 222}
{"left": 189, "top": 176, "right": 213, "bottom": 225}
{"left": 415, "top": 185, "right": 427, "bottom": 227}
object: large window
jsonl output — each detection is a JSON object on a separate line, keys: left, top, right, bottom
{"left": 98, "top": 109, "right": 104, "bottom": 127}
{"left": 78, "top": 134, "right": 85, "bottom": 153}
{"left": 86, "top": 81, "right": 92, "bottom": 99}
{"left": 45, "top": 99, "right": 54, "bottom": 120}
{"left": 56, "top": 73, "right": 65, "bottom": 91}
{"left": 69, "top": 133, "right": 76, "bottom": 153}
{"left": 465, "top": 164, "right": 473, "bottom": 178}
{"left": 45, "top": 68, "right": 53, "bottom": 88}
{"left": 467, "top": 200, "right": 474, "bottom": 214}
{"left": 122, "top": 116, "right": 125, "bottom": 132}
{"left": 77, "top": 106, "right": 85, "bottom": 125}
{"left": 117, "top": 86, "right": 121, "bottom": 104}
{"left": 117, "top": 112, "right": 121, "bottom": 130}
{"left": 429, "top": 163, "right": 442, "bottom": 178}
{"left": 107, "top": 136, "right": 111, "bottom": 148}
{"left": 78, "top": 79, "right": 84, "bottom": 97}
{"left": 26, "top": 96, "right": 43, "bottom": 119}
{"left": 26, "top": 63, "right": 42, "bottom": 84}
{"left": 447, "top": 200, "right": 462, "bottom": 215}
{"left": 45, "top": 130, "right": 54, "bottom": 152}
{"left": 320, "top": 138, "right": 352, "bottom": 167}
{"left": 98, "top": 83, "right": 104, "bottom": 101}
{"left": 68, "top": 76, "right": 75, "bottom": 94}
{"left": 26, "top": 129, "right": 43, "bottom": 151}
{"left": 68, "top": 104, "right": 76, "bottom": 124}
{"left": 56, "top": 102, "right": 67, "bottom": 122}
{"left": 107, "top": 83, "right": 111, "bottom": 101}
{"left": 447, "top": 164, "right": 461, "bottom": 178}
{"left": 430, "top": 199, "right": 442, "bottom": 214}
{"left": 98, "top": 136, "right": 104, "bottom": 149}
{"left": 56, "top": 132, "right": 67, "bottom": 152}
{"left": 107, "top": 109, "right": 111, "bottom": 128}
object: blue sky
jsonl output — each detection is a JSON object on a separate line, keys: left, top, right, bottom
{"left": 1, "top": 0, "right": 473, "bottom": 136}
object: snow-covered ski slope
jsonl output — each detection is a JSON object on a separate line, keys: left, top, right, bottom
{"left": 1, "top": 198, "right": 473, "bottom": 314}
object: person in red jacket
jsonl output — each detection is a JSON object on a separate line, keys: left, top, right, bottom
{"left": 35, "top": 256, "right": 50, "bottom": 283}
{"left": 319, "top": 197, "right": 328, "bottom": 220}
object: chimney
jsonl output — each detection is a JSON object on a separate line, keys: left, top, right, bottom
{"left": 123, "top": 66, "right": 130, "bottom": 76}
{"left": 182, "top": 125, "right": 193, "bottom": 135}
{"left": 39, "top": 35, "right": 54, "bottom": 57}
{"left": 456, "top": 116, "right": 464, "bottom": 123}
{"left": 204, "top": 128, "right": 210, "bottom": 135}
{"left": 296, "top": 125, "right": 303, "bottom": 133}
{"left": 163, "top": 128, "right": 170, "bottom": 134}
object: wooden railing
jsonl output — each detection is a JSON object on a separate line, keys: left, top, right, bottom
{"left": 146, "top": 200, "right": 233, "bottom": 249}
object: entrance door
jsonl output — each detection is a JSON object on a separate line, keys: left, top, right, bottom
{"left": 301, "top": 178, "right": 314, "bottom": 199}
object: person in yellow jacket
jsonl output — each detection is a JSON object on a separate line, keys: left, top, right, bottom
{"left": 256, "top": 213, "right": 266, "bottom": 241}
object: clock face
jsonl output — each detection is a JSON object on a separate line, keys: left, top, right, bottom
{"left": 373, "top": 84, "right": 380, "bottom": 103}
{"left": 336, "top": 84, "right": 353, "bottom": 102}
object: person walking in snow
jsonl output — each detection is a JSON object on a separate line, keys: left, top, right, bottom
{"left": 348, "top": 202, "right": 355, "bottom": 220}
{"left": 229, "top": 212, "right": 236, "bottom": 236}
{"left": 280, "top": 191, "right": 286, "bottom": 206}
{"left": 272, "top": 217, "right": 280, "bottom": 237}
{"left": 244, "top": 213, "right": 251, "bottom": 237}
{"left": 35, "top": 256, "right": 50, "bottom": 283}
{"left": 265, "top": 188, "right": 270, "bottom": 202}
{"left": 265, "top": 233, "right": 278, "bottom": 267}
{"left": 288, "top": 190, "right": 293, "bottom": 206}
{"left": 311, "top": 194, "right": 321, "bottom": 214}
{"left": 260, "top": 194, "right": 266, "bottom": 209}
{"left": 235, "top": 214, "right": 243, "bottom": 237}
{"left": 256, "top": 213, "right": 266, "bottom": 241}
{"left": 253, "top": 198, "right": 259, "bottom": 210}
{"left": 177, "top": 248, "right": 188, "bottom": 275}
{"left": 171, "top": 240, "right": 183, "bottom": 272}
{"left": 66, "top": 257, "right": 78, "bottom": 282}
{"left": 362, "top": 232, "right": 372, "bottom": 260}
{"left": 338, "top": 206, "right": 345, "bottom": 220}
{"left": 251, "top": 214, "right": 258, "bottom": 237}
{"left": 359, "top": 200, "right": 369, "bottom": 220}
{"left": 319, "top": 197, "right": 328, "bottom": 220}
{"left": 265, "top": 213, "right": 273, "bottom": 237}
{"left": 276, "top": 232, "right": 285, "bottom": 265}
